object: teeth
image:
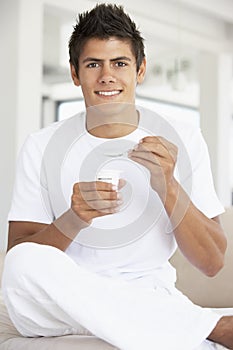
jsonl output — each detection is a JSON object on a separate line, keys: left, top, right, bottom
{"left": 97, "top": 91, "right": 120, "bottom": 96}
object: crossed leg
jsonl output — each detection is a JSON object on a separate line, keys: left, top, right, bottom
{"left": 2, "top": 242, "right": 231, "bottom": 350}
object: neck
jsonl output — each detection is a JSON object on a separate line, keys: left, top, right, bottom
{"left": 86, "top": 104, "right": 139, "bottom": 138}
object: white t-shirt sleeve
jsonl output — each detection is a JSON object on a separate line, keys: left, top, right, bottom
{"left": 186, "top": 127, "right": 224, "bottom": 218}
{"left": 8, "top": 134, "right": 54, "bottom": 224}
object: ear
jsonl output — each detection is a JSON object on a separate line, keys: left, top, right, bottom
{"left": 70, "top": 63, "right": 80, "bottom": 86}
{"left": 136, "top": 58, "right": 146, "bottom": 84}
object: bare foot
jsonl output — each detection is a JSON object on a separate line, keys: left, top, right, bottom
{"left": 208, "top": 316, "right": 233, "bottom": 349}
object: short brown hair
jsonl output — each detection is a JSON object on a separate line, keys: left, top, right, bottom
{"left": 69, "top": 4, "right": 145, "bottom": 75}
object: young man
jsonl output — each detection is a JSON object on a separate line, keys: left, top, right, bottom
{"left": 2, "top": 4, "right": 233, "bottom": 350}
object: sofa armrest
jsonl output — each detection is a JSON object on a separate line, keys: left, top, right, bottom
{"left": 170, "top": 207, "right": 233, "bottom": 308}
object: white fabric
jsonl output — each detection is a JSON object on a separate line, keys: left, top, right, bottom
{"left": 5, "top": 108, "right": 225, "bottom": 348}
{"left": 8, "top": 109, "right": 224, "bottom": 288}
{"left": 2, "top": 243, "right": 220, "bottom": 350}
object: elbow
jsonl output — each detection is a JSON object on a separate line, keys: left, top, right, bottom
{"left": 204, "top": 255, "right": 225, "bottom": 277}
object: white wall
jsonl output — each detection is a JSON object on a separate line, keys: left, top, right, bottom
{"left": 199, "top": 53, "right": 233, "bottom": 206}
{"left": 0, "top": 0, "right": 19, "bottom": 251}
{"left": 0, "top": 0, "right": 43, "bottom": 251}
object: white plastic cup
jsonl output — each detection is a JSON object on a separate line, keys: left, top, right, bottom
{"left": 96, "top": 169, "right": 122, "bottom": 188}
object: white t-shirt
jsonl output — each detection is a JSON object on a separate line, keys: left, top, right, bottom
{"left": 8, "top": 107, "right": 224, "bottom": 288}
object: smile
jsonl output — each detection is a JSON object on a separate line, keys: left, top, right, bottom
{"left": 96, "top": 90, "right": 122, "bottom": 96}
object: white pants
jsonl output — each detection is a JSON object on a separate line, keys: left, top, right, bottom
{"left": 2, "top": 243, "right": 220, "bottom": 350}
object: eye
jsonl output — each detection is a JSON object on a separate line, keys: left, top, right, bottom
{"left": 115, "top": 61, "right": 127, "bottom": 67}
{"left": 86, "top": 62, "right": 100, "bottom": 68}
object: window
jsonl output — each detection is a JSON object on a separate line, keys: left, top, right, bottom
{"left": 57, "top": 96, "right": 200, "bottom": 128}
{"left": 57, "top": 99, "right": 86, "bottom": 121}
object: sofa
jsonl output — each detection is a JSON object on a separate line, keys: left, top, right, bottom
{"left": 0, "top": 207, "right": 233, "bottom": 349}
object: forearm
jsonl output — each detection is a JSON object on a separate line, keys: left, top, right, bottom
{"left": 163, "top": 179, "right": 227, "bottom": 276}
{"left": 8, "top": 181, "right": 121, "bottom": 252}
{"left": 8, "top": 209, "right": 89, "bottom": 252}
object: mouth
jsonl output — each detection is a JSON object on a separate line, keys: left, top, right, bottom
{"left": 95, "top": 90, "right": 122, "bottom": 97}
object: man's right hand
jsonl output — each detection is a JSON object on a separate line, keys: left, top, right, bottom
{"left": 71, "top": 180, "right": 125, "bottom": 224}
{"left": 7, "top": 180, "right": 125, "bottom": 252}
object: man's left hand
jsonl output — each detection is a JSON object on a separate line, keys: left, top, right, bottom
{"left": 128, "top": 136, "right": 178, "bottom": 201}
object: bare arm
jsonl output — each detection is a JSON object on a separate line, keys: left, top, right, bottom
{"left": 7, "top": 181, "right": 123, "bottom": 252}
{"left": 162, "top": 179, "right": 226, "bottom": 276}
{"left": 128, "top": 136, "right": 227, "bottom": 277}
{"left": 8, "top": 220, "right": 70, "bottom": 252}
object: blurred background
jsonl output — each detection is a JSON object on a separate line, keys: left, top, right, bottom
{"left": 0, "top": 0, "right": 233, "bottom": 252}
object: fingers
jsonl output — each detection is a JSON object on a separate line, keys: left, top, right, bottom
{"left": 128, "top": 150, "right": 159, "bottom": 165}
{"left": 128, "top": 137, "right": 177, "bottom": 196}
{"left": 72, "top": 183, "right": 122, "bottom": 210}
{"left": 128, "top": 152, "right": 161, "bottom": 174}
{"left": 76, "top": 188, "right": 120, "bottom": 201}
{"left": 128, "top": 136, "right": 177, "bottom": 162}
{"left": 72, "top": 195, "right": 122, "bottom": 211}
{"left": 71, "top": 181, "right": 123, "bottom": 222}
{"left": 77, "top": 181, "right": 117, "bottom": 192}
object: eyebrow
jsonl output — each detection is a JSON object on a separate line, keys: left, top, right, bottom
{"left": 82, "top": 56, "right": 132, "bottom": 64}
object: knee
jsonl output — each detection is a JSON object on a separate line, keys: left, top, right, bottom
{"left": 2, "top": 243, "right": 57, "bottom": 289}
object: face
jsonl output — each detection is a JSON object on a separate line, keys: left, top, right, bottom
{"left": 70, "top": 37, "right": 146, "bottom": 108}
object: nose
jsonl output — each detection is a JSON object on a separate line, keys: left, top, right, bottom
{"left": 98, "top": 65, "right": 116, "bottom": 84}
